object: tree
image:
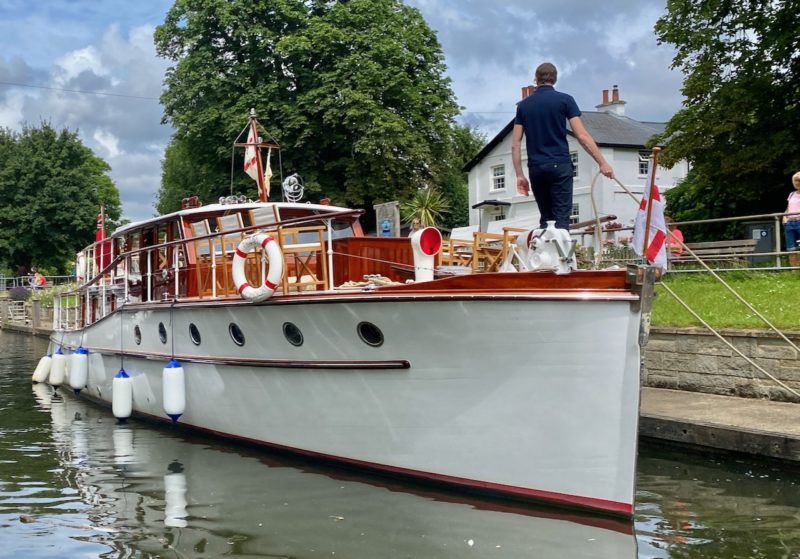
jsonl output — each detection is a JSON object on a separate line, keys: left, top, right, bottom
{"left": 654, "top": 0, "right": 800, "bottom": 239}
{"left": 154, "top": 0, "right": 459, "bottom": 216}
{"left": 432, "top": 124, "right": 486, "bottom": 230}
{"left": 0, "top": 123, "right": 121, "bottom": 273}
{"left": 400, "top": 187, "right": 450, "bottom": 228}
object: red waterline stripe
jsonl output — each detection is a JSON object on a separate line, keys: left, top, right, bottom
{"left": 153, "top": 419, "right": 632, "bottom": 517}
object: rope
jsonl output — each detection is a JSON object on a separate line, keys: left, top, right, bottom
{"left": 589, "top": 170, "right": 800, "bottom": 398}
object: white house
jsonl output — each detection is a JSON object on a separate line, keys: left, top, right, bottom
{"left": 463, "top": 85, "right": 689, "bottom": 234}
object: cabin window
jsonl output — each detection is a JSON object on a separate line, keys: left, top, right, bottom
{"left": 357, "top": 322, "right": 384, "bottom": 347}
{"left": 639, "top": 151, "right": 650, "bottom": 176}
{"left": 129, "top": 232, "right": 141, "bottom": 275}
{"left": 134, "top": 325, "right": 142, "bottom": 345}
{"left": 283, "top": 322, "right": 303, "bottom": 346}
{"left": 158, "top": 322, "right": 168, "bottom": 344}
{"left": 570, "top": 152, "right": 579, "bottom": 178}
{"left": 229, "top": 323, "right": 246, "bottom": 346}
{"left": 157, "top": 224, "right": 169, "bottom": 270}
{"left": 491, "top": 165, "right": 505, "bottom": 191}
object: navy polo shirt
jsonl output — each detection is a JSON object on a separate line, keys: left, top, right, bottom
{"left": 514, "top": 85, "right": 581, "bottom": 166}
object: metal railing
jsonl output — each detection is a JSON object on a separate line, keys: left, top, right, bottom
{"left": 574, "top": 211, "right": 798, "bottom": 272}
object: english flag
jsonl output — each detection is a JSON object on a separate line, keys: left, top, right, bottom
{"left": 243, "top": 127, "right": 260, "bottom": 182}
{"left": 632, "top": 161, "right": 667, "bottom": 271}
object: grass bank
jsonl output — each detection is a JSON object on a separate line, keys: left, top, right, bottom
{"left": 652, "top": 271, "right": 800, "bottom": 330}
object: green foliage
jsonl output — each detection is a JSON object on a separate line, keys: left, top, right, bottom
{"left": 431, "top": 124, "right": 486, "bottom": 229}
{"left": 655, "top": 0, "right": 800, "bottom": 239}
{"left": 653, "top": 271, "right": 800, "bottom": 329}
{"left": 155, "top": 0, "right": 460, "bottom": 215}
{"left": 0, "top": 123, "right": 121, "bottom": 273}
{"left": 157, "top": 136, "right": 230, "bottom": 213}
{"left": 400, "top": 187, "right": 449, "bottom": 228}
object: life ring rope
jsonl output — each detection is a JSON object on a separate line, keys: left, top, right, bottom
{"left": 232, "top": 234, "right": 283, "bottom": 302}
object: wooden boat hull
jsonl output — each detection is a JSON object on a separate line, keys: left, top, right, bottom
{"left": 51, "top": 276, "right": 642, "bottom": 517}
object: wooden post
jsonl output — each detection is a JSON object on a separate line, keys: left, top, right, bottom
{"left": 31, "top": 299, "right": 41, "bottom": 329}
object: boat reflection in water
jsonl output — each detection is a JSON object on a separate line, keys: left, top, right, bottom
{"left": 34, "top": 385, "right": 637, "bottom": 558}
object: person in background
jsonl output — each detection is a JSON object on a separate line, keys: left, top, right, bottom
{"left": 783, "top": 171, "right": 800, "bottom": 267}
{"left": 407, "top": 218, "right": 422, "bottom": 237}
{"left": 512, "top": 62, "right": 614, "bottom": 230}
{"left": 665, "top": 217, "right": 684, "bottom": 257}
{"left": 34, "top": 271, "right": 46, "bottom": 288}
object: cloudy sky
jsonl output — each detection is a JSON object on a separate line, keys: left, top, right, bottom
{"left": 0, "top": 0, "right": 684, "bottom": 222}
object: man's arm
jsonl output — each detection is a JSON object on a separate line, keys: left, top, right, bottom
{"left": 569, "top": 116, "right": 614, "bottom": 179}
{"left": 511, "top": 124, "right": 530, "bottom": 195}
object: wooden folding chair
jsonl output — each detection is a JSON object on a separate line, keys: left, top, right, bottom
{"left": 277, "top": 225, "right": 328, "bottom": 292}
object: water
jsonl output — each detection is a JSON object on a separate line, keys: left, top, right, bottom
{"left": 1, "top": 331, "right": 799, "bottom": 558}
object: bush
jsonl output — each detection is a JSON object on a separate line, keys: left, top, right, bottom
{"left": 8, "top": 286, "right": 30, "bottom": 301}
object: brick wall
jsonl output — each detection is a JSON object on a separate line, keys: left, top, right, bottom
{"left": 644, "top": 327, "right": 800, "bottom": 402}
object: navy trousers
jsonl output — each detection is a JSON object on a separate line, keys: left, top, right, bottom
{"left": 529, "top": 162, "right": 574, "bottom": 230}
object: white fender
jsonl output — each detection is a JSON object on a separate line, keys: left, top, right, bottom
{"left": 232, "top": 233, "right": 283, "bottom": 302}
{"left": 112, "top": 369, "right": 133, "bottom": 420}
{"left": 164, "top": 471, "right": 188, "bottom": 527}
{"left": 162, "top": 359, "right": 185, "bottom": 423}
{"left": 69, "top": 347, "right": 89, "bottom": 393}
{"left": 49, "top": 349, "right": 66, "bottom": 388}
{"left": 410, "top": 227, "right": 442, "bottom": 282}
{"left": 32, "top": 354, "right": 52, "bottom": 384}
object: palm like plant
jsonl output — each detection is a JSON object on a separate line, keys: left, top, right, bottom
{"left": 400, "top": 188, "right": 450, "bottom": 228}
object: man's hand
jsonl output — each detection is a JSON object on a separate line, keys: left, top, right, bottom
{"left": 516, "top": 176, "right": 530, "bottom": 195}
{"left": 599, "top": 163, "right": 614, "bottom": 179}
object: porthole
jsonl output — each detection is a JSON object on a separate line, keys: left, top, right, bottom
{"left": 189, "top": 323, "right": 201, "bottom": 346}
{"left": 134, "top": 325, "right": 142, "bottom": 345}
{"left": 283, "top": 322, "right": 303, "bottom": 347}
{"left": 229, "top": 323, "right": 245, "bottom": 346}
{"left": 158, "top": 322, "right": 168, "bottom": 344}
{"left": 357, "top": 322, "right": 384, "bottom": 347}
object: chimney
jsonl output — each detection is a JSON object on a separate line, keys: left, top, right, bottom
{"left": 521, "top": 85, "right": 536, "bottom": 99}
{"left": 597, "top": 85, "right": 626, "bottom": 116}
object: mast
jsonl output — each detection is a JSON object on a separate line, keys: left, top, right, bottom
{"left": 234, "top": 109, "right": 280, "bottom": 203}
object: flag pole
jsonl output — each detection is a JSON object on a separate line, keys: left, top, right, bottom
{"left": 641, "top": 147, "right": 661, "bottom": 259}
{"left": 249, "top": 110, "right": 268, "bottom": 202}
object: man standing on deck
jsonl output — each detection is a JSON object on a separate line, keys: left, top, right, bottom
{"left": 512, "top": 62, "right": 614, "bottom": 230}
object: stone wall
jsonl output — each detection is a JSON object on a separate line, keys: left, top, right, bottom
{"left": 644, "top": 327, "right": 800, "bottom": 402}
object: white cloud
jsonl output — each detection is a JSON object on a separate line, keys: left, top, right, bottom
{"left": 53, "top": 46, "right": 109, "bottom": 85}
{"left": 93, "top": 129, "right": 123, "bottom": 158}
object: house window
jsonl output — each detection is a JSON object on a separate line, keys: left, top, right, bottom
{"left": 639, "top": 151, "right": 650, "bottom": 176}
{"left": 570, "top": 152, "right": 579, "bottom": 177}
{"left": 491, "top": 165, "right": 505, "bottom": 190}
{"left": 570, "top": 204, "right": 580, "bottom": 225}
{"left": 494, "top": 212, "right": 506, "bottom": 221}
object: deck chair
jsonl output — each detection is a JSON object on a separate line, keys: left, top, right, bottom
{"left": 471, "top": 231, "right": 507, "bottom": 272}
{"left": 249, "top": 205, "right": 280, "bottom": 231}
{"left": 277, "top": 225, "right": 328, "bottom": 293}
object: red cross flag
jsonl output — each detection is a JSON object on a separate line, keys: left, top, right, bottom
{"left": 632, "top": 161, "right": 667, "bottom": 271}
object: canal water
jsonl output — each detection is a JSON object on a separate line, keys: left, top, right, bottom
{"left": 1, "top": 330, "right": 799, "bottom": 558}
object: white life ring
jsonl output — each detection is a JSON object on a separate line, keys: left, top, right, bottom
{"left": 232, "top": 234, "right": 283, "bottom": 302}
